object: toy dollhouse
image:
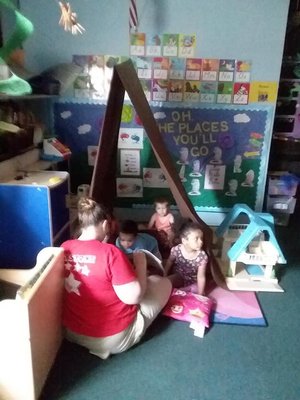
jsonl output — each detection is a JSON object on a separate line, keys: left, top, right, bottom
{"left": 215, "top": 204, "right": 286, "bottom": 292}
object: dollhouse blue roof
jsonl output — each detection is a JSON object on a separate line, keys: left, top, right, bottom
{"left": 216, "top": 204, "right": 286, "bottom": 264}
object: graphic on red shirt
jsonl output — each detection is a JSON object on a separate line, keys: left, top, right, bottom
{"left": 61, "top": 239, "right": 138, "bottom": 337}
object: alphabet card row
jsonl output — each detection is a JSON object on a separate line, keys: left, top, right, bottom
{"left": 140, "top": 78, "right": 250, "bottom": 104}
{"left": 72, "top": 53, "right": 251, "bottom": 104}
{"left": 134, "top": 57, "right": 251, "bottom": 84}
{"left": 130, "top": 33, "right": 197, "bottom": 58}
{"left": 133, "top": 56, "right": 251, "bottom": 104}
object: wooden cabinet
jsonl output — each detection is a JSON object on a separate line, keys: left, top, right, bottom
{"left": 0, "top": 247, "right": 64, "bottom": 400}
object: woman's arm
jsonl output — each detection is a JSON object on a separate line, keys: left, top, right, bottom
{"left": 113, "top": 252, "right": 147, "bottom": 304}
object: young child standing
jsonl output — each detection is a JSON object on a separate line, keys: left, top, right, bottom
{"left": 164, "top": 221, "right": 208, "bottom": 295}
{"left": 116, "top": 219, "right": 162, "bottom": 261}
{"left": 148, "top": 197, "right": 175, "bottom": 247}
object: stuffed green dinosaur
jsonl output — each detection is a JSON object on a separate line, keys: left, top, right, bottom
{"left": 0, "top": 0, "right": 34, "bottom": 95}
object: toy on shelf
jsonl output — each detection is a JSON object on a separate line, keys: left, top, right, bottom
{"left": 215, "top": 204, "right": 286, "bottom": 292}
{"left": 42, "top": 137, "right": 71, "bottom": 161}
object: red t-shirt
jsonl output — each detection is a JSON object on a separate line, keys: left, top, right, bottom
{"left": 61, "top": 239, "right": 138, "bottom": 337}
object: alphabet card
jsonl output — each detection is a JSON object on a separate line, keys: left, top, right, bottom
{"left": 146, "top": 34, "right": 162, "bottom": 57}
{"left": 153, "top": 57, "right": 170, "bottom": 79}
{"left": 200, "top": 82, "right": 217, "bottom": 103}
{"left": 152, "top": 79, "right": 169, "bottom": 101}
{"left": 178, "top": 34, "right": 196, "bottom": 58}
{"left": 217, "top": 82, "right": 233, "bottom": 104}
{"left": 184, "top": 80, "right": 200, "bottom": 102}
{"left": 233, "top": 82, "right": 250, "bottom": 105}
{"left": 168, "top": 80, "right": 184, "bottom": 102}
{"left": 201, "top": 59, "right": 219, "bottom": 81}
{"left": 185, "top": 58, "right": 202, "bottom": 80}
{"left": 130, "top": 32, "right": 146, "bottom": 56}
{"left": 169, "top": 57, "right": 186, "bottom": 80}
{"left": 133, "top": 56, "right": 152, "bottom": 79}
{"left": 162, "top": 33, "right": 179, "bottom": 57}
{"left": 218, "top": 59, "right": 235, "bottom": 82}
{"left": 235, "top": 60, "right": 251, "bottom": 83}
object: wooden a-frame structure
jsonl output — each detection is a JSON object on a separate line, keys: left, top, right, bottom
{"left": 90, "top": 59, "right": 227, "bottom": 289}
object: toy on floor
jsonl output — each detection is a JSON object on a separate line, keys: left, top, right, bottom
{"left": 214, "top": 203, "right": 286, "bottom": 292}
{"left": 163, "top": 288, "right": 214, "bottom": 338}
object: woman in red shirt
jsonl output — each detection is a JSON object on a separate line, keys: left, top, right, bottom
{"left": 61, "top": 197, "right": 172, "bottom": 359}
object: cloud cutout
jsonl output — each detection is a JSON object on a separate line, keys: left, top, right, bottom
{"left": 234, "top": 113, "right": 250, "bottom": 123}
{"left": 153, "top": 112, "right": 166, "bottom": 120}
{"left": 60, "top": 111, "right": 72, "bottom": 119}
{"left": 78, "top": 124, "right": 92, "bottom": 135}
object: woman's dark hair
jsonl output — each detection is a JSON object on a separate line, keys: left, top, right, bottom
{"left": 78, "top": 197, "right": 108, "bottom": 229}
{"left": 119, "top": 220, "right": 138, "bottom": 236}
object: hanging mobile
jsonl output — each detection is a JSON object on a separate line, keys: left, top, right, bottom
{"left": 58, "top": 1, "right": 85, "bottom": 35}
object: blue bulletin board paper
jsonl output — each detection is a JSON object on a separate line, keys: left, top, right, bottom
{"left": 150, "top": 104, "right": 273, "bottom": 212}
{"left": 54, "top": 100, "right": 273, "bottom": 213}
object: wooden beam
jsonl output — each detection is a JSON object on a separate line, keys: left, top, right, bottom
{"left": 90, "top": 59, "right": 227, "bottom": 289}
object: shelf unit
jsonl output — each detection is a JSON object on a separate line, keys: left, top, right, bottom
{"left": 0, "top": 95, "right": 56, "bottom": 162}
{"left": 267, "top": 1, "right": 300, "bottom": 224}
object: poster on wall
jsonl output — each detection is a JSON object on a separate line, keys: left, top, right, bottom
{"left": 120, "top": 149, "right": 140, "bottom": 175}
{"left": 117, "top": 127, "right": 144, "bottom": 149}
{"left": 116, "top": 177, "right": 143, "bottom": 198}
{"left": 150, "top": 105, "right": 271, "bottom": 211}
{"left": 54, "top": 101, "right": 272, "bottom": 212}
{"left": 143, "top": 167, "right": 169, "bottom": 188}
{"left": 54, "top": 102, "right": 107, "bottom": 192}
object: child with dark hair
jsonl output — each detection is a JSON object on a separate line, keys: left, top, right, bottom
{"left": 164, "top": 221, "right": 208, "bottom": 295}
{"left": 148, "top": 197, "right": 175, "bottom": 240}
{"left": 116, "top": 219, "right": 162, "bottom": 261}
{"left": 147, "top": 198, "right": 175, "bottom": 256}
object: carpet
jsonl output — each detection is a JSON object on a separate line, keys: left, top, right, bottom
{"left": 208, "top": 285, "right": 266, "bottom": 326}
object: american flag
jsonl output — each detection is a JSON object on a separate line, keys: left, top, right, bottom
{"left": 129, "top": 0, "right": 138, "bottom": 32}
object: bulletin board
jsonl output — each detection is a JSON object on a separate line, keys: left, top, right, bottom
{"left": 54, "top": 101, "right": 107, "bottom": 192}
{"left": 54, "top": 101, "right": 273, "bottom": 212}
{"left": 115, "top": 103, "right": 272, "bottom": 212}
